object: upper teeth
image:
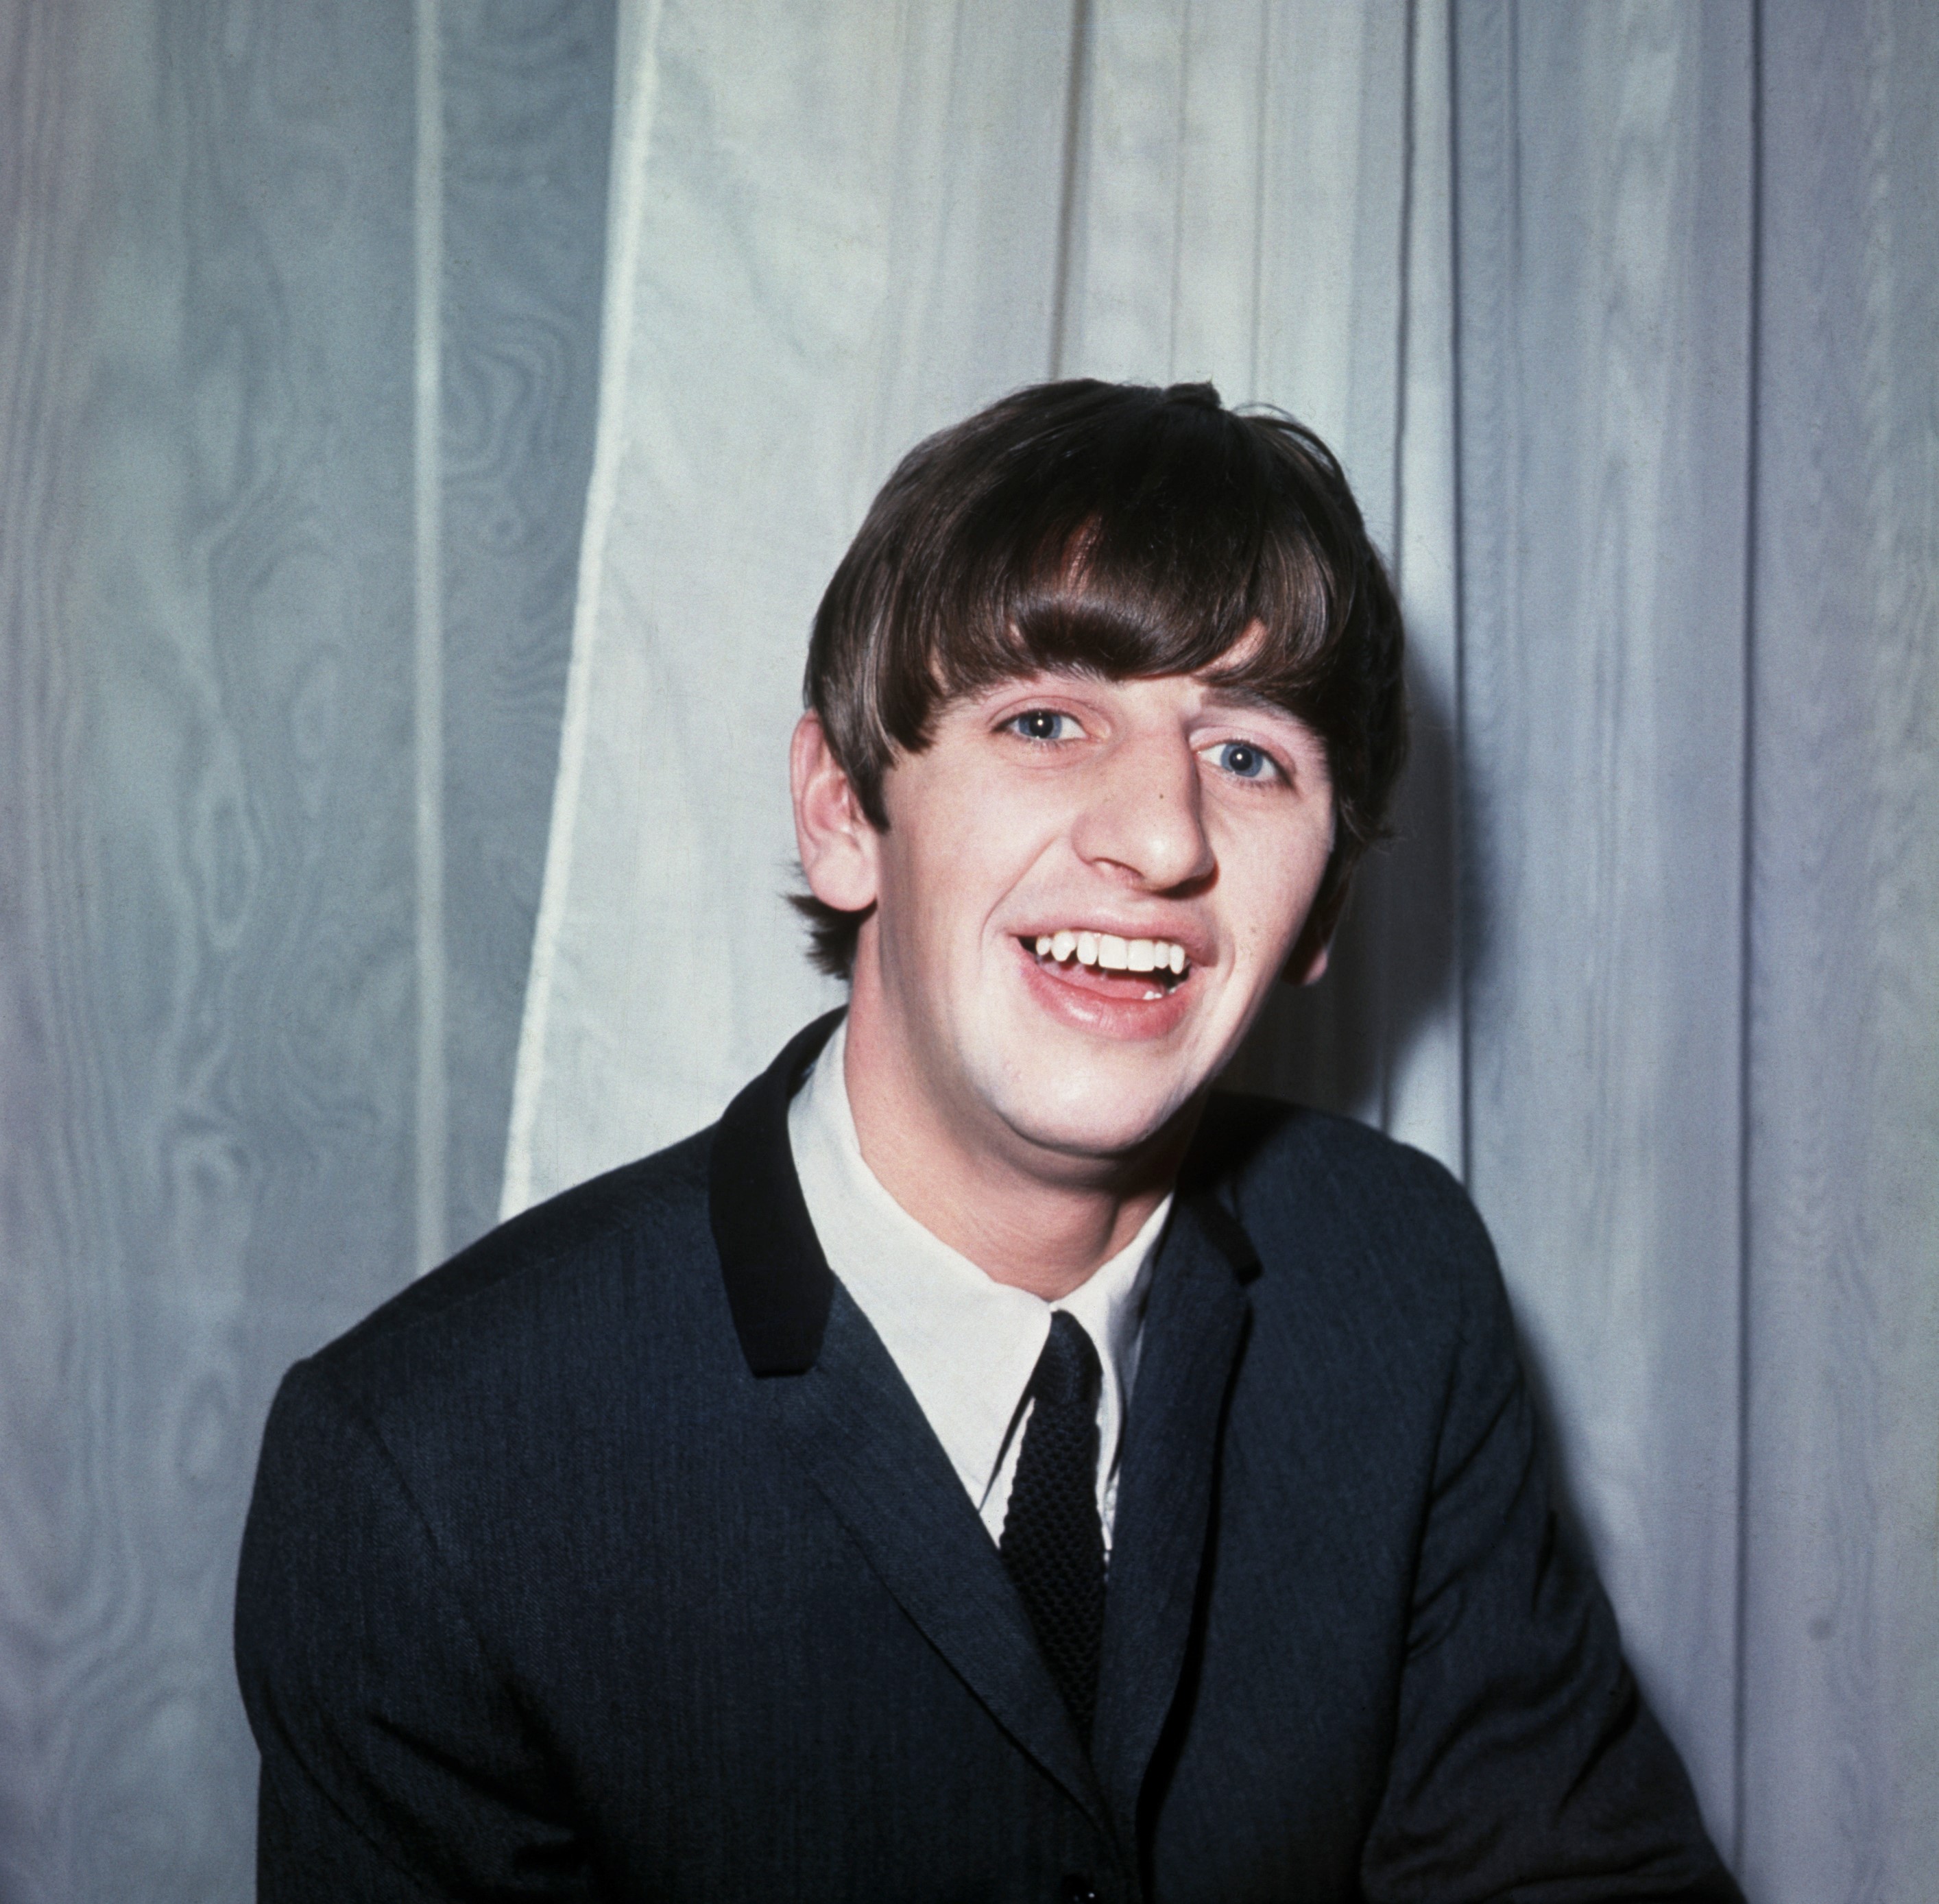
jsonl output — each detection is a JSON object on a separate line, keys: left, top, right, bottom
{"left": 1034, "top": 932, "right": 1188, "bottom": 975}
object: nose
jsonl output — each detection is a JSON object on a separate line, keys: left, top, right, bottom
{"left": 1068, "top": 726, "right": 1215, "bottom": 892}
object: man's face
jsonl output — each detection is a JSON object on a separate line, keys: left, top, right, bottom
{"left": 808, "top": 656, "right": 1337, "bottom": 1183}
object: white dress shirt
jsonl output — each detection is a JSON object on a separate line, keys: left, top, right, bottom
{"left": 788, "top": 1018, "right": 1170, "bottom": 1552}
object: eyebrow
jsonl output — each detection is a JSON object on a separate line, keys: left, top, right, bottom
{"left": 1194, "top": 682, "right": 1308, "bottom": 727}
{"left": 969, "top": 668, "right": 1308, "bottom": 732}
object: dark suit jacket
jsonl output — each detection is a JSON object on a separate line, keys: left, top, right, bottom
{"left": 236, "top": 1012, "right": 1739, "bottom": 1902}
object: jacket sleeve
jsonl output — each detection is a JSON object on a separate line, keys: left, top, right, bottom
{"left": 234, "top": 1360, "right": 599, "bottom": 1901}
{"left": 1356, "top": 1193, "right": 1743, "bottom": 1903}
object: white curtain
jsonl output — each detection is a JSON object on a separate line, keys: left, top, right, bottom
{"left": 503, "top": 3, "right": 1938, "bottom": 1894}
{"left": 502, "top": 0, "right": 1457, "bottom": 1210}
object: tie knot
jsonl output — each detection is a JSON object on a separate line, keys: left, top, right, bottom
{"left": 1033, "top": 1312, "right": 1101, "bottom": 1412}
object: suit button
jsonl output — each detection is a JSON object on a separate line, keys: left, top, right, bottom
{"left": 1060, "top": 1879, "right": 1099, "bottom": 1904}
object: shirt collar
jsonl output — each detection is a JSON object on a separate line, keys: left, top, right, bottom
{"left": 787, "top": 1017, "right": 1168, "bottom": 1514}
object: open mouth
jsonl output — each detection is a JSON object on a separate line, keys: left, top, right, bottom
{"left": 1020, "top": 930, "right": 1192, "bottom": 1002}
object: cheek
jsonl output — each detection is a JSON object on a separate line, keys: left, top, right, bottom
{"left": 902, "top": 782, "right": 1059, "bottom": 911}
{"left": 874, "top": 810, "right": 1003, "bottom": 965}
{"left": 1225, "top": 822, "right": 1332, "bottom": 960}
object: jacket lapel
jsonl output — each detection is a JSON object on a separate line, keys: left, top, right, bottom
{"left": 1092, "top": 1190, "right": 1256, "bottom": 1842}
{"left": 709, "top": 1015, "right": 1108, "bottom": 1829}
{"left": 766, "top": 1293, "right": 1109, "bottom": 1824}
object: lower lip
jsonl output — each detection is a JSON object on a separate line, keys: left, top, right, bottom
{"left": 1013, "top": 939, "right": 1196, "bottom": 1039}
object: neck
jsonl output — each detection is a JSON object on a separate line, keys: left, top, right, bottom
{"left": 839, "top": 1007, "right": 1191, "bottom": 1304}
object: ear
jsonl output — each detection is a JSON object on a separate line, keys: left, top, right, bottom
{"left": 791, "top": 714, "right": 881, "bottom": 914}
{"left": 1281, "top": 885, "right": 1345, "bottom": 987}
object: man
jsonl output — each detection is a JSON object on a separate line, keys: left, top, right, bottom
{"left": 237, "top": 381, "right": 1739, "bottom": 1900}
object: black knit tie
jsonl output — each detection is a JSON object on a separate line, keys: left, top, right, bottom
{"left": 1000, "top": 1312, "right": 1106, "bottom": 1739}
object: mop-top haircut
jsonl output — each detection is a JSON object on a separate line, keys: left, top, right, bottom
{"left": 796, "top": 377, "right": 1408, "bottom": 980}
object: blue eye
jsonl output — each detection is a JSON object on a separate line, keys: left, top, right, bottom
{"left": 1212, "top": 741, "right": 1271, "bottom": 780}
{"left": 1011, "top": 710, "right": 1077, "bottom": 742}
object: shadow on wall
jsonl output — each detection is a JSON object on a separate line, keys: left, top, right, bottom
{"left": 1225, "top": 645, "right": 1468, "bottom": 1135}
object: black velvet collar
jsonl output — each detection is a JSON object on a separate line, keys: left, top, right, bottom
{"left": 707, "top": 1010, "right": 1260, "bottom": 1377}
{"left": 708, "top": 1010, "right": 846, "bottom": 1375}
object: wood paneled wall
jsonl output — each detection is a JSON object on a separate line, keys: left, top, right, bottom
{"left": 0, "top": 2, "right": 614, "bottom": 1895}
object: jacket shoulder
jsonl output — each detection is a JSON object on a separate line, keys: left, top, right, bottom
{"left": 302, "top": 1125, "right": 724, "bottom": 1421}
{"left": 1197, "top": 1089, "right": 1482, "bottom": 1246}
{"left": 1192, "top": 1089, "right": 1501, "bottom": 1347}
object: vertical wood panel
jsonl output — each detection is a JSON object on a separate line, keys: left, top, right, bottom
{"left": 1452, "top": 0, "right": 1754, "bottom": 1846}
{"left": 1742, "top": 1, "right": 1939, "bottom": 1894}
{"left": 440, "top": 0, "right": 616, "bottom": 1251}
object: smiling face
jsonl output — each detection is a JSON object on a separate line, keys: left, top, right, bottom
{"left": 793, "top": 655, "right": 1337, "bottom": 1196}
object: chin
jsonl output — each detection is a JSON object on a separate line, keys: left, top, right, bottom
{"left": 984, "top": 1064, "right": 1202, "bottom": 1170}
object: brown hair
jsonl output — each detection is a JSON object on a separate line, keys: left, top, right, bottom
{"left": 796, "top": 378, "right": 1408, "bottom": 978}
